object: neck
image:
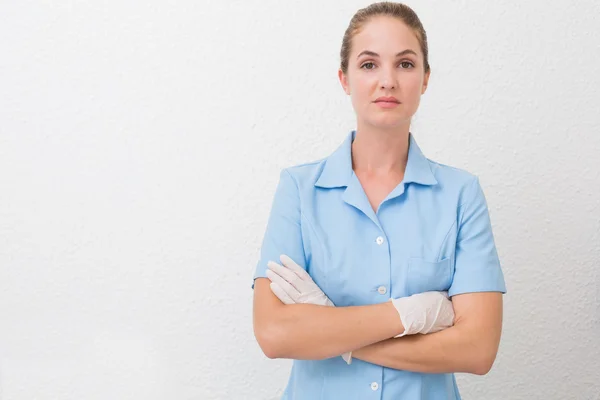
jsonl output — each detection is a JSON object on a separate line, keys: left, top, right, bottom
{"left": 351, "top": 125, "right": 410, "bottom": 175}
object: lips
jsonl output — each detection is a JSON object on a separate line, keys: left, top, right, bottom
{"left": 375, "top": 96, "right": 400, "bottom": 103}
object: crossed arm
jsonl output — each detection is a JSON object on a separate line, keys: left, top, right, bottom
{"left": 253, "top": 278, "right": 503, "bottom": 375}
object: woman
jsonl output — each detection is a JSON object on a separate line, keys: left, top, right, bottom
{"left": 252, "top": 2, "right": 506, "bottom": 399}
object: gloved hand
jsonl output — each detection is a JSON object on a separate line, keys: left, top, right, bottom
{"left": 390, "top": 291, "right": 455, "bottom": 337}
{"left": 266, "top": 254, "right": 353, "bottom": 364}
{"left": 266, "top": 254, "right": 334, "bottom": 306}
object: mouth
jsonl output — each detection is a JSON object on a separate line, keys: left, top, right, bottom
{"left": 374, "top": 100, "right": 401, "bottom": 108}
{"left": 374, "top": 96, "right": 400, "bottom": 104}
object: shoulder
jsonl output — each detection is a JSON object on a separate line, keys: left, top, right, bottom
{"left": 269, "top": 159, "right": 326, "bottom": 210}
{"left": 279, "top": 157, "right": 328, "bottom": 190}
{"left": 426, "top": 158, "right": 483, "bottom": 206}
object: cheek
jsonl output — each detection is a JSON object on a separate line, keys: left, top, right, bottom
{"left": 350, "top": 85, "right": 372, "bottom": 108}
{"left": 404, "top": 76, "right": 425, "bottom": 95}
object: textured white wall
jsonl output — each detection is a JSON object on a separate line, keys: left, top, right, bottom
{"left": 1, "top": 1, "right": 599, "bottom": 399}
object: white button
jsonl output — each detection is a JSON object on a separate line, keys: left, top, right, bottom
{"left": 376, "top": 236, "right": 384, "bottom": 245}
{"left": 377, "top": 286, "right": 387, "bottom": 295}
{"left": 371, "top": 382, "right": 379, "bottom": 391}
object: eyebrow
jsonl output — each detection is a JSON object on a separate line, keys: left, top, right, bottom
{"left": 356, "top": 49, "right": 418, "bottom": 59}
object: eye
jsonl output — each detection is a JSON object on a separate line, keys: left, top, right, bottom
{"left": 400, "top": 61, "right": 414, "bottom": 69}
{"left": 360, "top": 62, "right": 376, "bottom": 70}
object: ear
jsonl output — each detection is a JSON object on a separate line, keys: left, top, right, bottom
{"left": 421, "top": 69, "right": 431, "bottom": 95}
{"left": 338, "top": 69, "right": 351, "bottom": 95}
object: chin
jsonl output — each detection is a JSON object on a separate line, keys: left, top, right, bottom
{"left": 368, "top": 116, "right": 410, "bottom": 129}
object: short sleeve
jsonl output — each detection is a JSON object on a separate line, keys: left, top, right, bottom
{"left": 252, "top": 169, "right": 307, "bottom": 289}
{"left": 448, "top": 176, "right": 507, "bottom": 297}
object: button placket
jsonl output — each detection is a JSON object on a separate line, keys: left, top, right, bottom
{"left": 374, "top": 233, "right": 389, "bottom": 299}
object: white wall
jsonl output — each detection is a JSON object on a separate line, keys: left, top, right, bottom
{"left": 1, "top": 1, "right": 599, "bottom": 399}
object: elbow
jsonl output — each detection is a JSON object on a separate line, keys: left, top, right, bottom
{"left": 255, "top": 324, "right": 285, "bottom": 359}
{"left": 261, "top": 345, "right": 281, "bottom": 360}
{"left": 457, "top": 320, "right": 501, "bottom": 375}
{"left": 471, "top": 361, "right": 492, "bottom": 376}
{"left": 470, "top": 350, "right": 498, "bottom": 376}
{"left": 259, "top": 339, "right": 282, "bottom": 360}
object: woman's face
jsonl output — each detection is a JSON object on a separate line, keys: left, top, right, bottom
{"left": 339, "top": 16, "right": 430, "bottom": 131}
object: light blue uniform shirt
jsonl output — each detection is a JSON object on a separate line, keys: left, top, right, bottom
{"left": 253, "top": 130, "right": 506, "bottom": 400}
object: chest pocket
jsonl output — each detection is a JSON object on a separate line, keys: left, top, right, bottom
{"left": 406, "top": 257, "right": 453, "bottom": 296}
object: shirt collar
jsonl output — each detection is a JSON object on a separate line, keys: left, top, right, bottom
{"left": 315, "top": 130, "right": 438, "bottom": 188}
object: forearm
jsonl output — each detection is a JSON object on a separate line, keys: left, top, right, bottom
{"left": 267, "top": 301, "right": 404, "bottom": 360}
{"left": 352, "top": 322, "right": 498, "bottom": 375}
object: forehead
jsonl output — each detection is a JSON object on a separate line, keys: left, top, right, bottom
{"left": 351, "top": 16, "right": 421, "bottom": 57}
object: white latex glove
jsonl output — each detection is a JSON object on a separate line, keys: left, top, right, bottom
{"left": 266, "top": 255, "right": 334, "bottom": 306}
{"left": 390, "top": 291, "right": 455, "bottom": 338}
{"left": 266, "top": 254, "right": 353, "bottom": 364}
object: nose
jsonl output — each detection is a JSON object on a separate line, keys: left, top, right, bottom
{"left": 379, "top": 67, "right": 397, "bottom": 90}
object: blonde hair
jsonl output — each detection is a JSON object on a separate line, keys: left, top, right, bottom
{"left": 340, "top": 2, "right": 430, "bottom": 74}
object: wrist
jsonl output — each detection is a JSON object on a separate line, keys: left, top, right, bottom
{"left": 382, "top": 300, "right": 405, "bottom": 337}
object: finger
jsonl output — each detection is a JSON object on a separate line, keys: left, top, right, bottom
{"left": 268, "top": 260, "right": 303, "bottom": 290}
{"left": 341, "top": 351, "right": 352, "bottom": 365}
{"left": 279, "top": 254, "right": 312, "bottom": 281}
{"left": 266, "top": 266, "right": 301, "bottom": 302}
{"left": 270, "top": 282, "right": 295, "bottom": 304}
